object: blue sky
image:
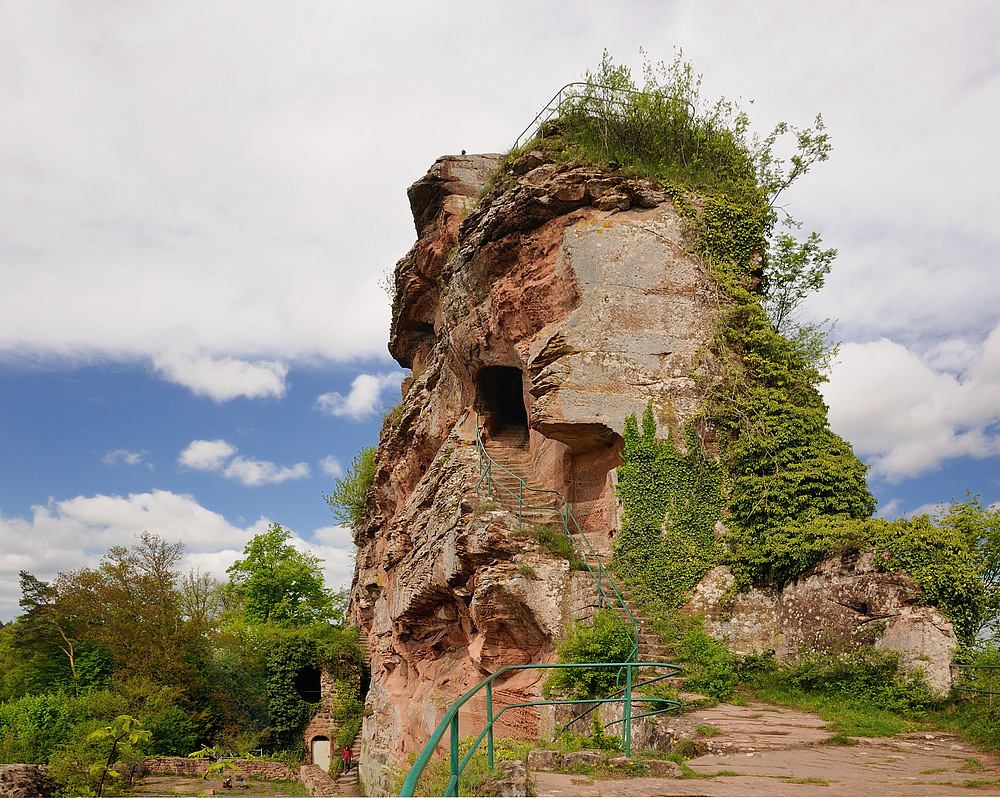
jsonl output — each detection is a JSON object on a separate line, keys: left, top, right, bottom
{"left": 2, "top": 0, "right": 999, "bottom": 620}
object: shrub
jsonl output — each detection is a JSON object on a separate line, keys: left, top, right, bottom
{"left": 544, "top": 610, "right": 635, "bottom": 699}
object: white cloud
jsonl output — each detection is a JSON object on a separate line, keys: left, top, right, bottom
{"left": 178, "top": 439, "right": 238, "bottom": 472}
{"left": 178, "top": 439, "right": 309, "bottom": 486}
{"left": 0, "top": 491, "right": 355, "bottom": 622}
{"left": 315, "top": 372, "right": 402, "bottom": 421}
{"left": 308, "top": 525, "right": 357, "bottom": 592}
{"left": 103, "top": 448, "right": 150, "bottom": 468}
{"left": 320, "top": 456, "right": 344, "bottom": 478}
{"left": 822, "top": 324, "right": 1000, "bottom": 482}
{"left": 154, "top": 352, "right": 288, "bottom": 401}
{"left": 222, "top": 457, "right": 310, "bottom": 487}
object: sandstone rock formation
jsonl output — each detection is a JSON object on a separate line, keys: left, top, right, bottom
{"left": 352, "top": 152, "right": 728, "bottom": 794}
{"left": 684, "top": 553, "right": 957, "bottom": 696}
{"left": 0, "top": 765, "right": 56, "bottom": 798}
{"left": 350, "top": 149, "right": 956, "bottom": 794}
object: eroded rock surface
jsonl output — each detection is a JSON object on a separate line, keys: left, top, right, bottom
{"left": 684, "top": 552, "right": 957, "bottom": 695}
{"left": 353, "top": 152, "right": 727, "bottom": 794}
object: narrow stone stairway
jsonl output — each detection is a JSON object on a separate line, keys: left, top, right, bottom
{"left": 480, "top": 432, "right": 676, "bottom": 678}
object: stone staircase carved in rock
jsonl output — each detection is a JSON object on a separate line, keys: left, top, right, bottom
{"left": 480, "top": 431, "right": 683, "bottom": 708}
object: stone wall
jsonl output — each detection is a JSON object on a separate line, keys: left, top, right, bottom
{"left": 0, "top": 765, "right": 56, "bottom": 798}
{"left": 684, "top": 551, "right": 957, "bottom": 696}
{"left": 142, "top": 757, "right": 295, "bottom": 781}
{"left": 299, "top": 764, "right": 338, "bottom": 796}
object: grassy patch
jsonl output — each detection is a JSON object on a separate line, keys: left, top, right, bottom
{"left": 750, "top": 683, "right": 921, "bottom": 737}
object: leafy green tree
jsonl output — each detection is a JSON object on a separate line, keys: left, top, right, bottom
{"left": 226, "top": 523, "right": 335, "bottom": 627}
{"left": 15, "top": 571, "right": 86, "bottom": 696}
{"left": 54, "top": 533, "right": 207, "bottom": 690}
{"left": 324, "top": 446, "right": 376, "bottom": 530}
{"left": 87, "top": 715, "right": 151, "bottom": 797}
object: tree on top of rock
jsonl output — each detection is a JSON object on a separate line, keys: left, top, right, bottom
{"left": 226, "top": 523, "right": 335, "bottom": 627}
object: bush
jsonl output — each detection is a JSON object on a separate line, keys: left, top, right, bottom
{"left": 544, "top": 610, "right": 635, "bottom": 699}
{"left": 778, "top": 649, "right": 939, "bottom": 715}
{"left": 324, "top": 446, "right": 377, "bottom": 531}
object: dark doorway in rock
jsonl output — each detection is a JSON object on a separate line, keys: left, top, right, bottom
{"left": 294, "top": 665, "right": 321, "bottom": 703}
{"left": 476, "top": 366, "right": 528, "bottom": 438}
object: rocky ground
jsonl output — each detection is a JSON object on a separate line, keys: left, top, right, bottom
{"left": 533, "top": 702, "right": 1000, "bottom": 797}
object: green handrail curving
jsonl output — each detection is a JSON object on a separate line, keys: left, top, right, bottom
{"left": 475, "top": 420, "right": 640, "bottom": 668}
{"left": 397, "top": 661, "right": 681, "bottom": 797}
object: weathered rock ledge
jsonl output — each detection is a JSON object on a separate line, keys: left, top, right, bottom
{"left": 684, "top": 551, "right": 956, "bottom": 695}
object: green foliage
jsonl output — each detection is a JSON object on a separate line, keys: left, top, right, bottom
{"left": 0, "top": 692, "right": 73, "bottom": 764}
{"left": 614, "top": 405, "right": 726, "bottom": 610}
{"left": 870, "top": 513, "right": 986, "bottom": 648}
{"left": 226, "top": 523, "right": 335, "bottom": 627}
{"left": 532, "top": 524, "right": 585, "bottom": 570}
{"left": 554, "top": 50, "right": 761, "bottom": 199}
{"left": 777, "top": 649, "right": 939, "bottom": 715}
{"left": 410, "top": 736, "right": 530, "bottom": 797}
{"left": 331, "top": 680, "right": 363, "bottom": 751}
{"left": 265, "top": 634, "right": 319, "bottom": 751}
{"left": 762, "top": 231, "right": 837, "bottom": 337}
{"left": 324, "top": 446, "right": 376, "bottom": 532}
{"left": 675, "top": 626, "right": 738, "bottom": 701}
{"left": 544, "top": 609, "right": 635, "bottom": 699}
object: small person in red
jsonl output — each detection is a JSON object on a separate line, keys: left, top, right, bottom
{"left": 341, "top": 746, "right": 353, "bottom": 773}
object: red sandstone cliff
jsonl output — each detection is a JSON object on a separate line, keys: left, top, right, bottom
{"left": 351, "top": 152, "right": 726, "bottom": 793}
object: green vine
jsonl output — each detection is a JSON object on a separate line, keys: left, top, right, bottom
{"left": 614, "top": 404, "right": 726, "bottom": 610}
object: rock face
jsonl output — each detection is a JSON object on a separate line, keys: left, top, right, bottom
{"left": 352, "top": 152, "right": 728, "bottom": 794}
{"left": 684, "top": 552, "right": 957, "bottom": 696}
{"left": 0, "top": 766, "right": 56, "bottom": 798}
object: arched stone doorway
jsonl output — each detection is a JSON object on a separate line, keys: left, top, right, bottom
{"left": 476, "top": 366, "right": 528, "bottom": 438}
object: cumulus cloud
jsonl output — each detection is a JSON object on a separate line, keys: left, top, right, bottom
{"left": 178, "top": 439, "right": 238, "bottom": 472}
{"left": 314, "top": 373, "right": 402, "bottom": 421}
{"left": 320, "top": 456, "right": 344, "bottom": 478}
{"left": 822, "top": 323, "right": 1000, "bottom": 482}
{"left": 222, "top": 457, "right": 310, "bottom": 487}
{"left": 178, "top": 439, "right": 309, "bottom": 486}
{"left": 154, "top": 352, "right": 288, "bottom": 402}
{"left": 103, "top": 449, "right": 151, "bottom": 469}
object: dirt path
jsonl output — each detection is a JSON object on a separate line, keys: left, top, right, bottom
{"left": 534, "top": 702, "right": 1000, "bottom": 796}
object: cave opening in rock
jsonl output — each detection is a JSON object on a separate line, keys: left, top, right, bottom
{"left": 294, "top": 665, "right": 321, "bottom": 703}
{"left": 476, "top": 366, "right": 528, "bottom": 438}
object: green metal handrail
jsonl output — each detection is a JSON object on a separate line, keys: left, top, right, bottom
{"left": 397, "top": 661, "right": 681, "bottom": 797}
{"left": 475, "top": 421, "right": 640, "bottom": 670}
{"left": 952, "top": 663, "right": 1000, "bottom": 696}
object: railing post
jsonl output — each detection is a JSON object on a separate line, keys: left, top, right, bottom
{"left": 624, "top": 662, "right": 633, "bottom": 758}
{"left": 448, "top": 715, "right": 459, "bottom": 797}
{"left": 486, "top": 682, "right": 494, "bottom": 770}
{"left": 518, "top": 483, "right": 523, "bottom": 529}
